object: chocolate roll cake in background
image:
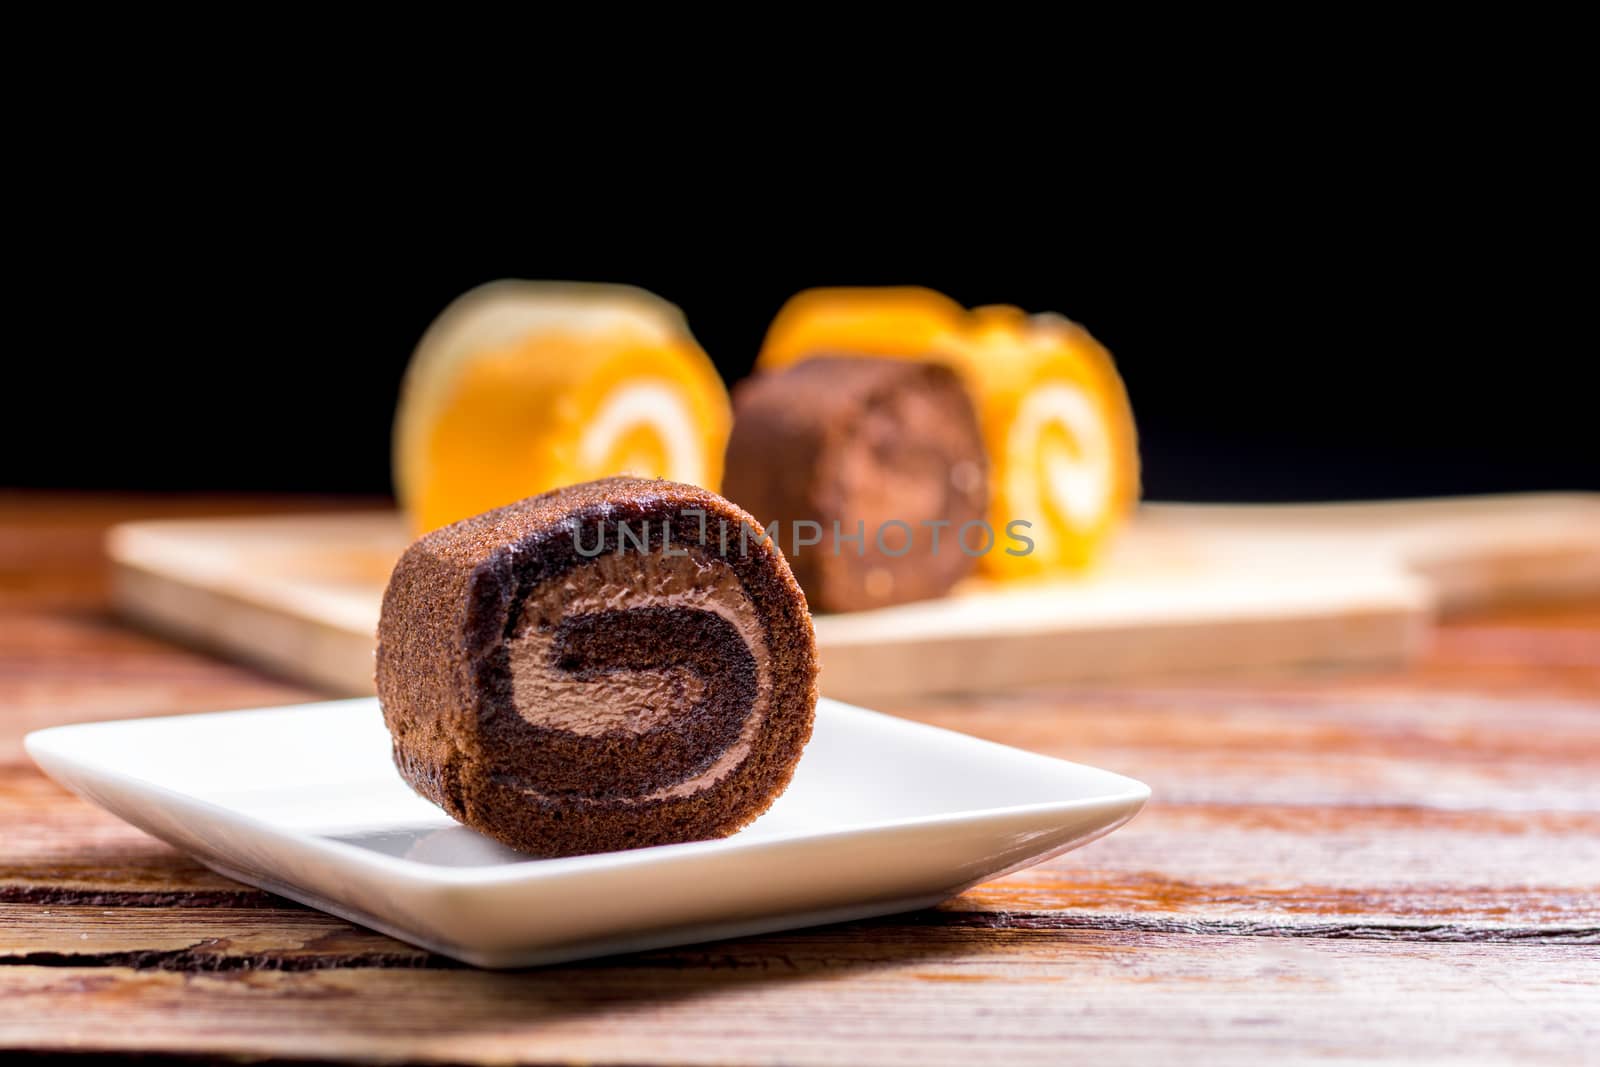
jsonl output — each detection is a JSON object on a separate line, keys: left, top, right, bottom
{"left": 376, "top": 477, "right": 818, "bottom": 857}
{"left": 722, "top": 356, "right": 989, "bottom": 613}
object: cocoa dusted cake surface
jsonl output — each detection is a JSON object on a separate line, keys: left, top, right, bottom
{"left": 376, "top": 477, "right": 819, "bottom": 857}
{"left": 721, "top": 356, "right": 989, "bottom": 613}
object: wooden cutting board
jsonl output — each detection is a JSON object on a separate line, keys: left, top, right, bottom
{"left": 107, "top": 494, "right": 1600, "bottom": 701}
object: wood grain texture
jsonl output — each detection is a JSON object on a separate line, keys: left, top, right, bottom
{"left": 2, "top": 492, "right": 1599, "bottom": 1064}
{"left": 1, "top": 935, "right": 1595, "bottom": 1065}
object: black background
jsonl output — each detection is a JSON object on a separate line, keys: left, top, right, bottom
{"left": 7, "top": 170, "right": 1592, "bottom": 503}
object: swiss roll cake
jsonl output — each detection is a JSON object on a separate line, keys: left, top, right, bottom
{"left": 394, "top": 282, "right": 731, "bottom": 535}
{"left": 760, "top": 287, "right": 1139, "bottom": 577}
{"left": 721, "top": 356, "right": 989, "bottom": 612}
{"left": 376, "top": 478, "right": 818, "bottom": 856}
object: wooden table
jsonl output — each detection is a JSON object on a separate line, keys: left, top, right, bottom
{"left": 2, "top": 493, "right": 1596, "bottom": 1064}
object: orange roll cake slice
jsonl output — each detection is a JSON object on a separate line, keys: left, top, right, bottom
{"left": 395, "top": 281, "right": 732, "bottom": 535}
{"left": 758, "top": 286, "right": 966, "bottom": 366}
{"left": 759, "top": 287, "right": 1139, "bottom": 578}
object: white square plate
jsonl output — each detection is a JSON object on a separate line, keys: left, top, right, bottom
{"left": 25, "top": 698, "right": 1149, "bottom": 968}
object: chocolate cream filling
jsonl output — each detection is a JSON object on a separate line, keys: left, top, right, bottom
{"left": 497, "top": 545, "right": 772, "bottom": 805}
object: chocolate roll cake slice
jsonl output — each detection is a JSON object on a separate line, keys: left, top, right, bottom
{"left": 377, "top": 477, "right": 818, "bottom": 857}
{"left": 722, "top": 356, "right": 989, "bottom": 613}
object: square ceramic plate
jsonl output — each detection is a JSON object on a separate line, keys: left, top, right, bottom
{"left": 25, "top": 697, "right": 1149, "bottom": 968}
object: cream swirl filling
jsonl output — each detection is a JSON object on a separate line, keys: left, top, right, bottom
{"left": 505, "top": 544, "right": 771, "bottom": 803}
